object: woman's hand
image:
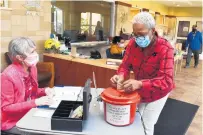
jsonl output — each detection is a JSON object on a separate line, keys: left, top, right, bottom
{"left": 45, "top": 87, "right": 55, "bottom": 97}
{"left": 123, "top": 79, "right": 142, "bottom": 93}
{"left": 110, "top": 75, "right": 124, "bottom": 90}
{"left": 35, "top": 96, "right": 53, "bottom": 106}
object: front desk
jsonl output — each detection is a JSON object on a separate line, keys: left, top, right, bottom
{"left": 43, "top": 53, "right": 134, "bottom": 88}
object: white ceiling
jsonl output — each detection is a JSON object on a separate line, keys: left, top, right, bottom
{"left": 158, "top": 0, "right": 202, "bottom": 7}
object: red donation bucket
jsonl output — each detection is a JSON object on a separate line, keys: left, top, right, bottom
{"left": 101, "top": 87, "right": 141, "bottom": 126}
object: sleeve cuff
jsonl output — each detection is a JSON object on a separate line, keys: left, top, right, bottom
{"left": 140, "top": 80, "right": 151, "bottom": 91}
{"left": 31, "top": 99, "right": 37, "bottom": 108}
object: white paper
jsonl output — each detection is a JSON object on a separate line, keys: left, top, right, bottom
{"left": 49, "top": 86, "right": 83, "bottom": 108}
{"left": 183, "top": 27, "right": 189, "bottom": 32}
{"left": 106, "top": 103, "right": 130, "bottom": 125}
{"left": 106, "top": 61, "right": 116, "bottom": 65}
{"left": 33, "top": 110, "right": 54, "bottom": 118}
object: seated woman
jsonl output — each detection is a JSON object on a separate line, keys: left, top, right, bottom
{"left": 110, "top": 36, "right": 125, "bottom": 58}
{"left": 1, "top": 37, "right": 55, "bottom": 134}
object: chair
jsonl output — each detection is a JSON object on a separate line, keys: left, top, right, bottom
{"left": 106, "top": 48, "right": 123, "bottom": 59}
{"left": 106, "top": 48, "right": 112, "bottom": 58}
{"left": 37, "top": 62, "right": 55, "bottom": 88}
{"left": 4, "top": 52, "right": 55, "bottom": 88}
{"left": 174, "top": 43, "right": 184, "bottom": 76}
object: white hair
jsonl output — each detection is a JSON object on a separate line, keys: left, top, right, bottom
{"left": 8, "top": 37, "right": 36, "bottom": 60}
{"left": 132, "top": 12, "right": 156, "bottom": 29}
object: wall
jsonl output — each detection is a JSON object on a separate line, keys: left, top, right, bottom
{"left": 126, "top": 0, "right": 169, "bottom": 15}
{"left": 126, "top": 1, "right": 202, "bottom": 17}
{"left": 168, "top": 7, "right": 202, "bottom": 17}
{"left": 119, "top": 1, "right": 202, "bottom": 36}
{"left": 117, "top": 0, "right": 169, "bottom": 35}
{"left": 175, "top": 17, "right": 202, "bottom": 40}
{"left": 1, "top": 0, "right": 51, "bottom": 71}
{"left": 115, "top": 3, "right": 131, "bottom": 35}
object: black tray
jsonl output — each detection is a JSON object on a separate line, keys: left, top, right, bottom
{"left": 51, "top": 79, "right": 92, "bottom": 132}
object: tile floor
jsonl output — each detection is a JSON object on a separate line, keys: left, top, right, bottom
{"left": 170, "top": 60, "right": 202, "bottom": 135}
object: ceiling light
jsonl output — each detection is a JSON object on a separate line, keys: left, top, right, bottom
{"left": 186, "top": 0, "right": 193, "bottom": 6}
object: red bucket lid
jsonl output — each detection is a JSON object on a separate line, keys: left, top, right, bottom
{"left": 101, "top": 87, "right": 141, "bottom": 105}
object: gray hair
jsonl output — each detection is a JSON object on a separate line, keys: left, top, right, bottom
{"left": 8, "top": 37, "right": 36, "bottom": 60}
{"left": 132, "top": 12, "right": 156, "bottom": 29}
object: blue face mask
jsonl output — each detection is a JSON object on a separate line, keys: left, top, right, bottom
{"left": 135, "top": 35, "right": 151, "bottom": 48}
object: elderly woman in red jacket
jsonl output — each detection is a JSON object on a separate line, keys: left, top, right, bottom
{"left": 110, "top": 12, "right": 174, "bottom": 135}
{"left": 1, "top": 37, "right": 55, "bottom": 134}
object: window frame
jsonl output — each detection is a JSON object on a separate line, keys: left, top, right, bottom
{"left": 52, "top": 5, "right": 64, "bottom": 34}
{"left": 81, "top": 12, "right": 103, "bottom": 35}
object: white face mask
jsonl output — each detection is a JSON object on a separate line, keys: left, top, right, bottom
{"left": 118, "top": 43, "right": 125, "bottom": 48}
{"left": 24, "top": 52, "right": 39, "bottom": 67}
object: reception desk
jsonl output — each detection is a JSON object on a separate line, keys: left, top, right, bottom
{"left": 43, "top": 53, "right": 134, "bottom": 88}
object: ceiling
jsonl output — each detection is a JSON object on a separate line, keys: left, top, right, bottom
{"left": 157, "top": 0, "right": 202, "bottom": 7}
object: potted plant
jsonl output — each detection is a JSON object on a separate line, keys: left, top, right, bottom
{"left": 44, "top": 38, "right": 61, "bottom": 53}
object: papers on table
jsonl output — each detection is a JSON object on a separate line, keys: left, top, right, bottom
{"left": 33, "top": 110, "right": 54, "bottom": 118}
{"left": 49, "top": 86, "right": 83, "bottom": 109}
{"left": 106, "top": 59, "right": 122, "bottom": 66}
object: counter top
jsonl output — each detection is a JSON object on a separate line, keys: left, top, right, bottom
{"left": 71, "top": 41, "right": 109, "bottom": 48}
{"left": 43, "top": 53, "right": 119, "bottom": 70}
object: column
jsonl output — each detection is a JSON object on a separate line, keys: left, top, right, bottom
{"left": 110, "top": 1, "right": 115, "bottom": 37}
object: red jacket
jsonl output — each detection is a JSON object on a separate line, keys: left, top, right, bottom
{"left": 117, "top": 36, "right": 175, "bottom": 102}
{"left": 1, "top": 63, "right": 46, "bottom": 130}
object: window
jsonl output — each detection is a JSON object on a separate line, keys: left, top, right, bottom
{"left": 0, "top": 0, "right": 8, "bottom": 8}
{"left": 52, "top": 5, "right": 63, "bottom": 34}
{"left": 81, "top": 12, "right": 103, "bottom": 35}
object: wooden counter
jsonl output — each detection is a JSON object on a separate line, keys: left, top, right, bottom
{"left": 43, "top": 53, "right": 133, "bottom": 88}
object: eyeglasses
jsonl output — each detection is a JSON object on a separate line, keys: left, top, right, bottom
{"left": 132, "top": 30, "right": 151, "bottom": 39}
{"left": 133, "top": 35, "right": 146, "bottom": 40}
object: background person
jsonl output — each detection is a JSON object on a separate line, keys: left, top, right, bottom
{"left": 185, "top": 25, "right": 202, "bottom": 68}
{"left": 110, "top": 36, "right": 125, "bottom": 56}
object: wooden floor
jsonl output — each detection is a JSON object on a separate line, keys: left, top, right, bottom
{"left": 170, "top": 60, "right": 202, "bottom": 135}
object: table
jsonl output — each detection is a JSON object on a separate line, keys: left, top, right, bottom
{"left": 174, "top": 51, "right": 184, "bottom": 76}
{"left": 43, "top": 53, "right": 134, "bottom": 88}
{"left": 16, "top": 88, "right": 144, "bottom": 135}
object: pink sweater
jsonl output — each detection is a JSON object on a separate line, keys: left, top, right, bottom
{"left": 1, "top": 63, "right": 46, "bottom": 130}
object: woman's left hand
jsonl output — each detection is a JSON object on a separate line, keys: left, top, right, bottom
{"left": 45, "top": 87, "right": 55, "bottom": 97}
{"left": 123, "top": 79, "right": 142, "bottom": 93}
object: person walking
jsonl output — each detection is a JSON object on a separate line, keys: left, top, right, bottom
{"left": 185, "top": 25, "right": 202, "bottom": 68}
